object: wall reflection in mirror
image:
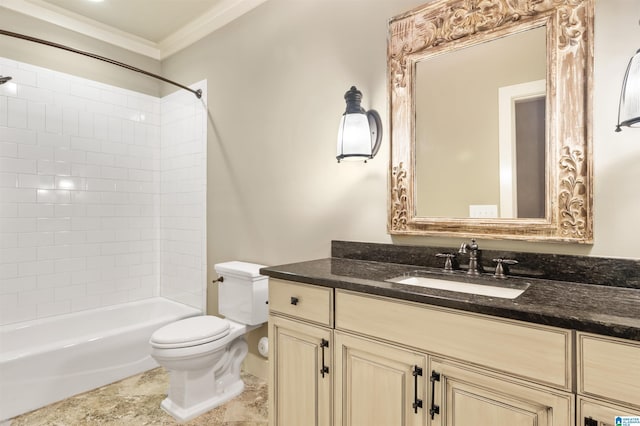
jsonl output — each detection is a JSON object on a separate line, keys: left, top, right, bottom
{"left": 415, "top": 26, "right": 546, "bottom": 219}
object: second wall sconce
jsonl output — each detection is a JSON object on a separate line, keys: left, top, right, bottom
{"left": 336, "top": 86, "right": 382, "bottom": 162}
{"left": 615, "top": 48, "right": 640, "bottom": 132}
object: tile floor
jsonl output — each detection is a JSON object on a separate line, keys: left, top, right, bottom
{"left": 8, "top": 368, "right": 267, "bottom": 425}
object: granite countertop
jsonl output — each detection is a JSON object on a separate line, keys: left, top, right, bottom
{"left": 261, "top": 257, "right": 640, "bottom": 341}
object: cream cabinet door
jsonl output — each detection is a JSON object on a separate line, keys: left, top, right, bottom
{"left": 430, "top": 359, "right": 573, "bottom": 426}
{"left": 578, "top": 396, "right": 640, "bottom": 426}
{"left": 334, "top": 331, "right": 427, "bottom": 426}
{"left": 269, "top": 315, "right": 332, "bottom": 426}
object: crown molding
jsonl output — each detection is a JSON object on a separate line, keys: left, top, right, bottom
{"left": 0, "top": 0, "right": 161, "bottom": 59}
{"left": 0, "top": 0, "right": 268, "bottom": 60}
{"left": 159, "top": 0, "right": 267, "bottom": 59}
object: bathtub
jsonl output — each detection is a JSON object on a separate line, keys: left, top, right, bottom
{"left": 0, "top": 297, "right": 201, "bottom": 421}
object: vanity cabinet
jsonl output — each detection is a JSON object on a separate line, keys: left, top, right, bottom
{"left": 333, "top": 331, "right": 427, "bottom": 426}
{"left": 268, "top": 279, "right": 638, "bottom": 426}
{"left": 576, "top": 333, "right": 640, "bottom": 426}
{"left": 268, "top": 279, "right": 334, "bottom": 426}
{"left": 431, "top": 358, "right": 572, "bottom": 426}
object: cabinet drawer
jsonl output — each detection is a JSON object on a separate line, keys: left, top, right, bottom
{"left": 578, "top": 332, "right": 640, "bottom": 408}
{"left": 335, "top": 289, "right": 572, "bottom": 390}
{"left": 269, "top": 279, "right": 333, "bottom": 326}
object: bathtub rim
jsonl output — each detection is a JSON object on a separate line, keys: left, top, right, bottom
{"left": 0, "top": 297, "right": 202, "bottom": 363}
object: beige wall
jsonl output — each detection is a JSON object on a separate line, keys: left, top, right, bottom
{"left": 162, "top": 0, "right": 640, "bottom": 267}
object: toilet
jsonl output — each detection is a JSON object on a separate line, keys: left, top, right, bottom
{"left": 149, "top": 261, "right": 268, "bottom": 422}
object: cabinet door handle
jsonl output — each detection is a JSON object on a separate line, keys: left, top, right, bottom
{"left": 290, "top": 296, "right": 299, "bottom": 305}
{"left": 430, "top": 370, "right": 440, "bottom": 419}
{"left": 412, "top": 365, "right": 423, "bottom": 413}
{"left": 320, "top": 339, "right": 329, "bottom": 378}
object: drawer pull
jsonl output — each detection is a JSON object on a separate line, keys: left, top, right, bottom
{"left": 430, "top": 370, "right": 440, "bottom": 419}
{"left": 290, "top": 296, "right": 299, "bottom": 306}
{"left": 412, "top": 365, "right": 423, "bottom": 413}
{"left": 320, "top": 339, "right": 330, "bottom": 378}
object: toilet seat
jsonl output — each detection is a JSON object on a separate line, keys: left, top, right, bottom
{"left": 150, "top": 316, "right": 230, "bottom": 349}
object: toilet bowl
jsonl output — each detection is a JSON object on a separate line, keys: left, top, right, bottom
{"left": 149, "top": 261, "right": 268, "bottom": 422}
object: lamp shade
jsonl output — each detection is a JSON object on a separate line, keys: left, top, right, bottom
{"left": 616, "top": 48, "right": 640, "bottom": 131}
{"left": 337, "top": 86, "right": 382, "bottom": 162}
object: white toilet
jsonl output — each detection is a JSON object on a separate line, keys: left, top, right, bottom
{"left": 149, "top": 261, "right": 268, "bottom": 422}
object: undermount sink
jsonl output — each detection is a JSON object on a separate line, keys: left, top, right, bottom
{"left": 386, "top": 275, "right": 529, "bottom": 299}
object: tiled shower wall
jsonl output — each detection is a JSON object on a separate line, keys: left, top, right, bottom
{"left": 160, "top": 84, "right": 207, "bottom": 310}
{"left": 0, "top": 57, "right": 206, "bottom": 325}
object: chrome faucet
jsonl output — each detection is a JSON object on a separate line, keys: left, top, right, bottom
{"left": 458, "top": 238, "right": 483, "bottom": 276}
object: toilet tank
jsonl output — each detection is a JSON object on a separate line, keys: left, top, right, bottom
{"left": 214, "top": 261, "right": 269, "bottom": 326}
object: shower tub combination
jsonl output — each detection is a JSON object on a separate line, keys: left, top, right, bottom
{"left": 0, "top": 297, "right": 200, "bottom": 421}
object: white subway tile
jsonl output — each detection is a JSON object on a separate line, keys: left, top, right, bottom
{"left": 0, "top": 303, "right": 36, "bottom": 324}
{"left": 19, "top": 232, "right": 54, "bottom": 247}
{"left": 0, "top": 263, "right": 18, "bottom": 279}
{"left": 37, "top": 217, "right": 70, "bottom": 232}
{"left": 0, "top": 232, "right": 17, "bottom": 248}
{"left": 18, "top": 144, "right": 54, "bottom": 161}
{"left": 71, "top": 217, "right": 100, "bottom": 231}
{"left": 70, "top": 294, "right": 101, "bottom": 311}
{"left": 0, "top": 276, "right": 36, "bottom": 294}
{"left": 0, "top": 95, "right": 7, "bottom": 127}
{"left": 27, "top": 101, "right": 46, "bottom": 131}
{"left": 54, "top": 230, "right": 86, "bottom": 245}
{"left": 37, "top": 189, "right": 71, "bottom": 204}
{"left": 71, "top": 136, "right": 101, "bottom": 153}
{"left": 93, "top": 113, "right": 108, "bottom": 140}
{"left": 54, "top": 284, "right": 85, "bottom": 300}
{"left": 8, "top": 97, "right": 27, "bottom": 128}
{"left": 37, "top": 299, "right": 71, "bottom": 318}
{"left": 18, "top": 203, "right": 54, "bottom": 217}
{"left": 0, "top": 141, "right": 17, "bottom": 158}
{"left": 45, "top": 104, "right": 63, "bottom": 134}
{"left": 55, "top": 148, "right": 86, "bottom": 164}
{"left": 0, "top": 217, "right": 37, "bottom": 233}
{"left": 18, "top": 259, "right": 54, "bottom": 276}
{"left": 18, "top": 287, "right": 54, "bottom": 305}
{"left": 18, "top": 174, "right": 54, "bottom": 189}
{"left": 63, "top": 107, "right": 79, "bottom": 136}
{"left": 0, "top": 126, "right": 37, "bottom": 144}
{"left": 38, "top": 132, "right": 69, "bottom": 149}
{"left": 37, "top": 271, "right": 71, "bottom": 289}
{"left": 37, "top": 245, "right": 71, "bottom": 260}
{"left": 54, "top": 257, "right": 86, "bottom": 272}
{"left": 99, "top": 290, "right": 130, "bottom": 306}
{"left": 0, "top": 157, "right": 37, "bottom": 174}
{"left": 0, "top": 203, "right": 17, "bottom": 218}
{"left": 71, "top": 269, "right": 101, "bottom": 285}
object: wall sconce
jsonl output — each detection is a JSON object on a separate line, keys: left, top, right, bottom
{"left": 336, "top": 86, "right": 382, "bottom": 162}
{"left": 615, "top": 48, "right": 640, "bottom": 132}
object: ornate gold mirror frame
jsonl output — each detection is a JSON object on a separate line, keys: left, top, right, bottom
{"left": 388, "top": 0, "right": 593, "bottom": 243}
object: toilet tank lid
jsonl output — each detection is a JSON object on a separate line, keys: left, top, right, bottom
{"left": 214, "top": 261, "right": 267, "bottom": 278}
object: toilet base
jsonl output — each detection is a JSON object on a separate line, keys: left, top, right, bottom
{"left": 160, "top": 378, "right": 245, "bottom": 423}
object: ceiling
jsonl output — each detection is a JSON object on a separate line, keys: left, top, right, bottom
{"left": 2, "top": 0, "right": 267, "bottom": 59}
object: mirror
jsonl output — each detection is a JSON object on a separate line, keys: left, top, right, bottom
{"left": 388, "top": 0, "right": 593, "bottom": 243}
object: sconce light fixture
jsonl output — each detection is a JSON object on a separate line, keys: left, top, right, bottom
{"left": 337, "top": 86, "right": 382, "bottom": 162}
{"left": 615, "top": 48, "right": 640, "bottom": 132}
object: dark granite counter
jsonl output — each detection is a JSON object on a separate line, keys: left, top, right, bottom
{"left": 261, "top": 257, "right": 640, "bottom": 341}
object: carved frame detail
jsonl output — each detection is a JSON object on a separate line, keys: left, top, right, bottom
{"left": 388, "top": 0, "right": 593, "bottom": 243}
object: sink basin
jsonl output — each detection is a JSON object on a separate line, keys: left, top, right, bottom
{"left": 386, "top": 275, "right": 529, "bottom": 299}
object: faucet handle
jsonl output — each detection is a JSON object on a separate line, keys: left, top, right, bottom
{"left": 436, "top": 253, "right": 458, "bottom": 272}
{"left": 492, "top": 258, "right": 518, "bottom": 278}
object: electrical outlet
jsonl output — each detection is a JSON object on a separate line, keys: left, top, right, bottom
{"left": 469, "top": 204, "right": 498, "bottom": 218}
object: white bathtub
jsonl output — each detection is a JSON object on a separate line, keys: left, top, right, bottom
{"left": 0, "top": 297, "right": 201, "bottom": 421}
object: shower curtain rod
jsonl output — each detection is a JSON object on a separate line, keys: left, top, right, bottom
{"left": 0, "top": 29, "right": 202, "bottom": 99}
